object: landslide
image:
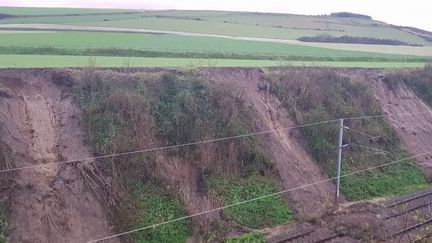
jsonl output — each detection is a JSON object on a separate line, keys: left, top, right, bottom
{"left": 263, "top": 67, "right": 427, "bottom": 201}
{"left": 370, "top": 66, "right": 432, "bottom": 181}
{"left": 0, "top": 67, "right": 431, "bottom": 243}
{"left": 0, "top": 70, "right": 117, "bottom": 243}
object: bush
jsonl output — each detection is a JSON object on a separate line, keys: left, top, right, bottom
{"left": 74, "top": 70, "right": 278, "bottom": 239}
{"left": 266, "top": 69, "right": 427, "bottom": 200}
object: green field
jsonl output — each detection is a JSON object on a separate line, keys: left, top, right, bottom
{"left": 0, "top": 31, "right": 428, "bottom": 61}
{"left": 0, "top": 54, "right": 428, "bottom": 68}
{"left": 1, "top": 7, "right": 429, "bottom": 46}
{"left": 0, "top": 6, "right": 431, "bottom": 68}
{"left": 0, "top": 6, "right": 136, "bottom": 15}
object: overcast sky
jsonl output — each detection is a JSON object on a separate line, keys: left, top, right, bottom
{"left": 2, "top": 0, "right": 431, "bottom": 31}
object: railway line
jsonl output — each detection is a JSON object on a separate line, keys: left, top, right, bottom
{"left": 385, "top": 188, "right": 432, "bottom": 242}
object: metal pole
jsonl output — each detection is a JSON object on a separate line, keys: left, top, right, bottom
{"left": 335, "top": 118, "right": 344, "bottom": 204}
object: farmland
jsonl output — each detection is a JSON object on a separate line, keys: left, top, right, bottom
{"left": 0, "top": 54, "right": 428, "bottom": 68}
{"left": 0, "top": 6, "right": 431, "bottom": 68}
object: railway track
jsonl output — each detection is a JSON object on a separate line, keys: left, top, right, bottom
{"left": 385, "top": 189, "right": 432, "bottom": 219}
{"left": 385, "top": 188, "right": 432, "bottom": 242}
{"left": 267, "top": 228, "right": 344, "bottom": 243}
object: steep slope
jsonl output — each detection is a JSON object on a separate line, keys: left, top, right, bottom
{"left": 0, "top": 71, "right": 117, "bottom": 243}
{"left": 202, "top": 68, "right": 336, "bottom": 219}
{"left": 368, "top": 71, "right": 432, "bottom": 181}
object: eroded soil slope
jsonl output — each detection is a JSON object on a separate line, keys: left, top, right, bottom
{"left": 203, "top": 68, "right": 336, "bottom": 219}
{"left": 0, "top": 72, "right": 117, "bottom": 243}
{"left": 367, "top": 73, "right": 432, "bottom": 181}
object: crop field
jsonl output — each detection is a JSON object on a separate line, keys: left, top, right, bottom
{"left": 0, "top": 31, "right": 427, "bottom": 61}
{"left": 0, "top": 6, "right": 431, "bottom": 68}
{"left": 0, "top": 54, "right": 427, "bottom": 68}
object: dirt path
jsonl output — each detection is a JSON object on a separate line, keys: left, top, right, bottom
{"left": 0, "top": 72, "right": 117, "bottom": 243}
{"left": 368, "top": 74, "right": 432, "bottom": 181}
{"left": 203, "top": 68, "right": 336, "bottom": 220}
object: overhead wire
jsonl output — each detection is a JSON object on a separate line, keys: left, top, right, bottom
{"left": 0, "top": 110, "right": 431, "bottom": 174}
{"left": 87, "top": 151, "right": 432, "bottom": 243}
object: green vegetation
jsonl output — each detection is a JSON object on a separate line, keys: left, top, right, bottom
{"left": 266, "top": 69, "right": 427, "bottom": 200}
{"left": 0, "top": 7, "right": 427, "bottom": 46}
{"left": 0, "top": 54, "right": 428, "bottom": 68}
{"left": 208, "top": 176, "right": 291, "bottom": 228}
{"left": 0, "top": 6, "right": 133, "bottom": 16}
{"left": 0, "top": 207, "right": 7, "bottom": 243}
{"left": 384, "top": 65, "right": 432, "bottom": 105}
{"left": 1, "top": 6, "right": 432, "bottom": 68}
{"left": 0, "top": 31, "right": 428, "bottom": 62}
{"left": 74, "top": 70, "right": 287, "bottom": 239}
{"left": 225, "top": 232, "right": 265, "bottom": 243}
{"left": 74, "top": 71, "right": 191, "bottom": 242}
{"left": 134, "top": 184, "right": 189, "bottom": 243}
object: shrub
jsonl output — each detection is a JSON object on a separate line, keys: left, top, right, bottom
{"left": 74, "top": 70, "right": 278, "bottom": 239}
{"left": 266, "top": 69, "right": 427, "bottom": 200}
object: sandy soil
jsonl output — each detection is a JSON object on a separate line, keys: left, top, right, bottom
{"left": 0, "top": 72, "right": 117, "bottom": 243}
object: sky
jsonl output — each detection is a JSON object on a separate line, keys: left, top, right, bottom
{"left": 1, "top": 0, "right": 431, "bottom": 31}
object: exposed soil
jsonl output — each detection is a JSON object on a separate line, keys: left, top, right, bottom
{"left": 202, "top": 68, "right": 337, "bottom": 220}
{"left": 1, "top": 67, "right": 431, "bottom": 243}
{"left": 0, "top": 71, "right": 117, "bottom": 243}
{"left": 367, "top": 72, "right": 432, "bottom": 181}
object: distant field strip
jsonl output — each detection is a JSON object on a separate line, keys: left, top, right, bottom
{"left": 0, "top": 24, "right": 432, "bottom": 57}
{"left": 0, "top": 30, "right": 429, "bottom": 63}
{"left": 0, "top": 54, "right": 427, "bottom": 68}
{"left": 1, "top": 8, "right": 428, "bottom": 46}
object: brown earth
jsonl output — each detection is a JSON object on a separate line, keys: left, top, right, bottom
{"left": 353, "top": 70, "right": 432, "bottom": 181}
{"left": 202, "top": 68, "right": 337, "bottom": 220}
{"left": 0, "top": 67, "right": 431, "bottom": 242}
{"left": 0, "top": 71, "right": 117, "bottom": 243}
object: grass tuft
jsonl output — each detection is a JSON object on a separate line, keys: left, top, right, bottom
{"left": 133, "top": 184, "right": 189, "bottom": 243}
{"left": 208, "top": 176, "right": 291, "bottom": 228}
{"left": 225, "top": 232, "right": 265, "bottom": 243}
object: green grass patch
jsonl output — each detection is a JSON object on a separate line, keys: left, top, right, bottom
{"left": 133, "top": 184, "right": 189, "bottom": 243}
{"left": 208, "top": 176, "right": 291, "bottom": 228}
{"left": 267, "top": 69, "right": 427, "bottom": 200}
{"left": 0, "top": 207, "right": 7, "bottom": 243}
{"left": 0, "top": 54, "right": 428, "bottom": 68}
{"left": 341, "top": 161, "right": 427, "bottom": 200}
{"left": 0, "top": 31, "right": 430, "bottom": 62}
{"left": 225, "top": 232, "right": 265, "bottom": 243}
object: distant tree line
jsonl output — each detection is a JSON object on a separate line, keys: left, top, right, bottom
{"left": 330, "top": 12, "right": 372, "bottom": 19}
{"left": 298, "top": 35, "right": 422, "bottom": 46}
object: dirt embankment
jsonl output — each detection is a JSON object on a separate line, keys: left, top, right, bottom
{"left": 0, "top": 71, "right": 117, "bottom": 243}
{"left": 359, "top": 71, "right": 432, "bottom": 181}
{"left": 203, "top": 68, "right": 336, "bottom": 220}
